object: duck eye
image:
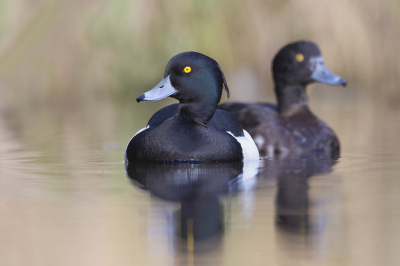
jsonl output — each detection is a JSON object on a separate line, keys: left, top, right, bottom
{"left": 295, "top": 53, "right": 304, "bottom": 62}
{"left": 184, "top": 66, "right": 191, "bottom": 73}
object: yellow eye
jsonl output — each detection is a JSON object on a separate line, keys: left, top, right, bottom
{"left": 184, "top": 66, "right": 191, "bottom": 73}
{"left": 295, "top": 53, "right": 304, "bottom": 62}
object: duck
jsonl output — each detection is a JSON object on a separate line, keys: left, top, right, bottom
{"left": 125, "top": 52, "right": 259, "bottom": 163}
{"left": 219, "top": 41, "right": 346, "bottom": 157}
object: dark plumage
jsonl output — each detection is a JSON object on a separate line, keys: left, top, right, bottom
{"left": 125, "top": 52, "right": 258, "bottom": 163}
{"left": 219, "top": 41, "right": 346, "bottom": 157}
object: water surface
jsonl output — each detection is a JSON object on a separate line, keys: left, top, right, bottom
{"left": 1, "top": 91, "right": 400, "bottom": 266}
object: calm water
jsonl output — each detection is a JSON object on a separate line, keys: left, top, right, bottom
{"left": 1, "top": 88, "right": 400, "bottom": 266}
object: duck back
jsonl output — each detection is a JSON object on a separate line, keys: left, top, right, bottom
{"left": 219, "top": 102, "right": 339, "bottom": 157}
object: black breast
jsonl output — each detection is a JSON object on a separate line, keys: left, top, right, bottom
{"left": 125, "top": 115, "right": 243, "bottom": 162}
{"left": 149, "top": 104, "right": 244, "bottom": 137}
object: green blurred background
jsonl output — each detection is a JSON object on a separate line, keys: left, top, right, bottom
{"left": 0, "top": 0, "right": 399, "bottom": 159}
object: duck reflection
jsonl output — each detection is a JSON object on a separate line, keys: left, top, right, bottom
{"left": 260, "top": 154, "right": 338, "bottom": 234}
{"left": 126, "top": 161, "right": 252, "bottom": 248}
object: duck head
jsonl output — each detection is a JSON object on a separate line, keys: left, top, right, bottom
{"left": 272, "top": 41, "right": 346, "bottom": 115}
{"left": 272, "top": 41, "right": 346, "bottom": 87}
{"left": 136, "top": 52, "right": 229, "bottom": 123}
{"left": 136, "top": 52, "right": 229, "bottom": 125}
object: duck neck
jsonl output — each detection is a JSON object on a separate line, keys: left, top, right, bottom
{"left": 174, "top": 100, "right": 217, "bottom": 127}
{"left": 275, "top": 83, "right": 310, "bottom": 117}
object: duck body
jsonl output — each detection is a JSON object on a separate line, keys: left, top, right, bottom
{"left": 219, "top": 41, "right": 345, "bottom": 157}
{"left": 125, "top": 52, "right": 259, "bottom": 163}
{"left": 219, "top": 102, "right": 339, "bottom": 157}
{"left": 126, "top": 104, "right": 244, "bottom": 162}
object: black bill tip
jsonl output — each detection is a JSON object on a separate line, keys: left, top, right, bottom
{"left": 136, "top": 94, "right": 145, "bottom": 103}
{"left": 341, "top": 79, "right": 347, "bottom": 87}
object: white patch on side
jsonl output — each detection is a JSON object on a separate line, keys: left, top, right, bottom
{"left": 125, "top": 125, "right": 150, "bottom": 156}
{"left": 227, "top": 130, "right": 259, "bottom": 161}
{"left": 227, "top": 129, "right": 260, "bottom": 185}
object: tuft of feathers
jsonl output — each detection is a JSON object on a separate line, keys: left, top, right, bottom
{"left": 218, "top": 64, "right": 230, "bottom": 98}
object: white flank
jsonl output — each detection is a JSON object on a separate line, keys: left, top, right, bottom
{"left": 125, "top": 125, "right": 150, "bottom": 155}
{"left": 227, "top": 130, "right": 259, "bottom": 161}
{"left": 227, "top": 130, "right": 260, "bottom": 186}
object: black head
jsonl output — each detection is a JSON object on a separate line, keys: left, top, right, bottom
{"left": 136, "top": 52, "right": 229, "bottom": 106}
{"left": 272, "top": 41, "right": 346, "bottom": 87}
{"left": 165, "top": 52, "right": 229, "bottom": 103}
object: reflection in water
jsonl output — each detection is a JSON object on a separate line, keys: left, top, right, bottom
{"left": 126, "top": 161, "right": 252, "bottom": 256}
{"left": 269, "top": 155, "right": 337, "bottom": 234}
{"left": 125, "top": 155, "right": 337, "bottom": 263}
{"left": 259, "top": 154, "right": 338, "bottom": 261}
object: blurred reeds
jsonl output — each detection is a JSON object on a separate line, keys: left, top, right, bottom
{"left": 0, "top": 0, "right": 399, "bottom": 108}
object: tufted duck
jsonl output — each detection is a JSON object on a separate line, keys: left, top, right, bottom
{"left": 125, "top": 52, "right": 259, "bottom": 163}
{"left": 219, "top": 41, "right": 346, "bottom": 157}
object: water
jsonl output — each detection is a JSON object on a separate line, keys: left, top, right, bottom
{"left": 1, "top": 89, "right": 400, "bottom": 266}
